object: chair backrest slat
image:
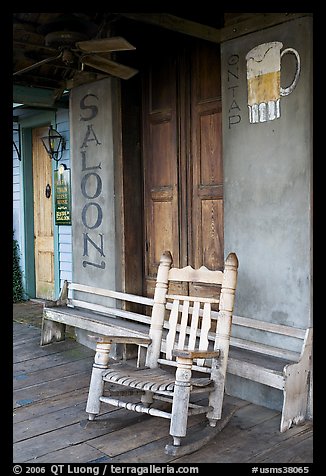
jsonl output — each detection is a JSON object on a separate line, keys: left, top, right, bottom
{"left": 197, "top": 302, "right": 212, "bottom": 365}
{"left": 165, "top": 299, "right": 180, "bottom": 360}
{"left": 188, "top": 301, "right": 200, "bottom": 350}
{"left": 165, "top": 297, "right": 213, "bottom": 368}
{"left": 178, "top": 300, "right": 189, "bottom": 350}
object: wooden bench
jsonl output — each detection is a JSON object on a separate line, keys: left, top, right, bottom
{"left": 226, "top": 316, "right": 313, "bottom": 432}
{"left": 42, "top": 279, "right": 312, "bottom": 434}
{"left": 41, "top": 281, "right": 154, "bottom": 356}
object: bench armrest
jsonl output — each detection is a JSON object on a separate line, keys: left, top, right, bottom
{"left": 44, "top": 281, "right": 69, "bottom": 308}
{"left": 88, "top": 334, "right": 152, "bottom": 346}
{"left": 172, "top": 349, "right": 220, "bottom": 360}
{"left": 44, "top": 299, "right": 66, "bottom": 308}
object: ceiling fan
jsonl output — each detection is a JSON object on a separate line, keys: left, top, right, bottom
{"left": 13, "top": 13, "right": 138, "bottom": 81}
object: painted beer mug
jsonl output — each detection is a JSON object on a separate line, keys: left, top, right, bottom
{"left": 246, "top": 41, "right": 300, "bottom": 123}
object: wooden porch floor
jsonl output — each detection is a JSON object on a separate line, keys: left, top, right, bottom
{"left": 13, "top": 301, "right": 313, "bottom": 464}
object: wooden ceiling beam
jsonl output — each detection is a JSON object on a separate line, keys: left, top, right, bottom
{"left": 13, "top": 85, "right": 58, "bottom": 108}
{"left": 14, "top": 71, "right": 65, "bottom": 89}
{"left": 220, "top": 12, "right": 311, "bottom": 42}
{"left": 117, "top": 12, "right": 312, "bottom": 44}
{"left": 116, "top": 13, "right": 221, "bottom": 43}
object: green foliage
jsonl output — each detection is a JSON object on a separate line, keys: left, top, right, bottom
{"left": 13, "top": 235, "right": 25, "bottom": 302}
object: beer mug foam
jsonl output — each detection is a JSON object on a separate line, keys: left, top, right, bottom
{"left": 246, "top": 41, "right": 300, "bottom": 123}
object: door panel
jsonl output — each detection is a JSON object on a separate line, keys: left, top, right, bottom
{"left": 32, "top": 126, "right": 55, "bottom": 300}
{"left": 143, "top": 53, "right": 179, "bottom": 296}
{"left": 190, "top": 42, "right": 223, "bottom": 299}
{"left": 192, "top": 109, "right": 223, "bottom": 272}
{"left": 142, "top": 39, "right": 223, "bottom": 298}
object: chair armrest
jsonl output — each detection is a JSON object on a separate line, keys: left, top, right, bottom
{"left": 172, "top": 349, "right": 220, "bottom": 360}
{"left": 88, "top": 335, "right": 152, "bottom": 345}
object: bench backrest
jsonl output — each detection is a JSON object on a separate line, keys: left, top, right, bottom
{"left": 64, "top": 254, "right": 308, "bottom": 366}
{"left": 145, "top": 251, "right": 239, "bottom": 374}
{"left": 230, "top": 315, "right": 310, "bottom": 362}
{"left": 67, "top": 283, "right": 154, "bottom": 325}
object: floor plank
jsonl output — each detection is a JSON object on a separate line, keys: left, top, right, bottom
{"left": 25, "top": 442, "right": 108, "bottom": 464}
{"left": 87, "top": 410, "right": 204, "bottom": 459}
{"left": 13, "top": 370, "right": 92, "bottom": 408}
{"left": 13, "top": 326, "right": 40, "bottom": 340}
{"left": 175, "top": 412, "right": 313, "bottom": 463}
{"left": 13, "top": 345, "right": 94, "bottom": 375}
{"left": 13, "top": 338, "right": 81, "bottom": 364}
{"left": 13, "top": 388, "right": 90, "bottom": 424}
{"left": 14, "top": 409, "right": 152, "bottom": 462}
{"left": 14, "top": 356, "right": 93, "bottom": 390}
{"left": 15, "top": 401, "right": 96, "bottom": 443}
{"left": 247, "top": 424, "right": 313, "bottom": 463}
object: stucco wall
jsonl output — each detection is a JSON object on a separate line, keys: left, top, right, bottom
{"left": 221, "top": 16, "right": 313, "bottom": 409}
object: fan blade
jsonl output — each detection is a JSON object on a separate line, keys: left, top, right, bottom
{"left": 81, "top": 55, "right": 138, "bottom": 80}
{"left": 13, "top": 53, "right": 62, "bottom": 76}
{"left": 76, "top": 36, "right": 136, "bottom": 53}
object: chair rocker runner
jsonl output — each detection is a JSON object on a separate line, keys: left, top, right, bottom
{"left": 86, "top": 251, "right": 239, "bottom": 456}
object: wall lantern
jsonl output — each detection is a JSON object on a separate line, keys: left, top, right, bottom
{"left": 41, "top": 126, "right": 65, "bottom": 162}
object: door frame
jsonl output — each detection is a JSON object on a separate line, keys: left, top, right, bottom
{"left": 19, "top": 111, "right": 59, "bottom": 299}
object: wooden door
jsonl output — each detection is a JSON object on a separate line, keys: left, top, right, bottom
{"left": 32, "top": 126, "right": 55, "bottom": 300}
{"left": 189, "top": 42, "right": 223, "bottom": 299}
{"left": 142, "top": 38, "right": 223, "bottom": 297}
{"left": 142, "top": 49, "right": 180, "bottom": 296}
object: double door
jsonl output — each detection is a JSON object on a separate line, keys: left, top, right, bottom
{"left": 142, "top": 38, "right": 223, "bottom": 296}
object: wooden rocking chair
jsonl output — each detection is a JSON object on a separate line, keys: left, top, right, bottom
{"left": 85, "top": 251, "right": 239, "bottom": 456}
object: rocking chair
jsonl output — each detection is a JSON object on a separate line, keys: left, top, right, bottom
{"left": 85, "top": 250, "right": 239, "bottom": 455}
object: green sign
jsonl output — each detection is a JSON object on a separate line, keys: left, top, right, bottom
{"left": 54, "top": 165, "right": 72, "bottom": 225}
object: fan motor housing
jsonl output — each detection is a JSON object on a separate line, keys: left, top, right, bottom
{"left": 45, "top": 30, "right": 89, "bottom": 48}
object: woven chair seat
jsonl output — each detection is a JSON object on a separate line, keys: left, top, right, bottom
{"left": 103, "top": 365, "right": 212, "bottom": 393}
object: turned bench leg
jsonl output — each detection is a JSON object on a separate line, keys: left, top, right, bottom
{"left": 86, "top": 342, "right": 111, "bottom": 420}
{"left": 40, "top": 319, "right": 66, "bottom": 346}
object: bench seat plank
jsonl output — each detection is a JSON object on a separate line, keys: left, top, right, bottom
{"left": 229, "top": 346, "right": 290, "bottom": 372}
{"left": 228, "top": 347, "right": 288, "bottom": 389}
{"left": 43, "top": 306, "right": 150, "bottom": 341}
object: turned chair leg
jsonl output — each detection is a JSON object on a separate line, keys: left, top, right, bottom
{"left": 141, "top": 390, "right": 154, "bottom": 408}
{"left": 86, "top": 342, "right": 111, "bottom": 419}
{"left": 207, "top": 370, "right": 224, "bottom": 425}
{"left": 169, "top": 357, "right": 192, "bottom": 446}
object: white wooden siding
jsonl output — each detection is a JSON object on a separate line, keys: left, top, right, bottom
{"left": 13, "top": 126, "right": 22, "bottom": 266}
{"left": 56, "top": 111, "right": 72, "bottom": 295}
